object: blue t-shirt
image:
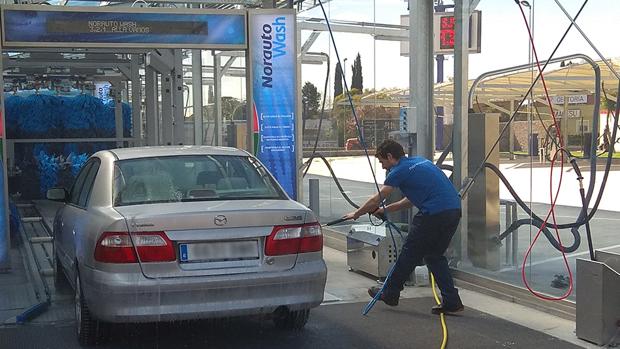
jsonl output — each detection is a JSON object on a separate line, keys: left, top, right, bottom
{"left": 384, "top": 157, "right": 461, "bottom": 215}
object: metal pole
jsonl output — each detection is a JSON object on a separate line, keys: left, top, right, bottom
{"left": 436, "top": 55, "right": 444, "bottom": 83}
{"left": 505, "top": 201, "right": 512, "bottom": 265}
{"left": 509, "top": 99, "right": 515, "bottom": 160}
{"left": 130, "top": 54, "right": 142, "bottom": 146}
{"left": 0, "top": 44, "right": 10, "bottom": 271}
{"left": 563, "top": 96, "right": 569, "bottom": 157}
{"left": 246, "top": 42, "right": 254, "bottom": 154}
{"left": 294, "top": 13, "right": 302, "bottom": 202}
{"left": 144, "top": 66, "right": 159, "bottom": 146}
{"left": 213, "top": 52, "right": 223, "bottom": 146}
{"left": 192, "top": 50, "right": 204, "bottom": 145}
{"left": 161, "top": 72, "right": 174, "bottom": 145}
{"left": 113, "top": 81, "right": 124, "bottom": 148}
{"left": 410, "top": 0, "right": 434, "bottom": 160}
{"left": 309, "top": 178, "right": 320, "bottom": 217}
{"left": 453, "top": 0, "right": 471, "bottom": 263}
{"left": 172, "top": 49, "right": 185, "bottom": 145}
{"left": 511, "top": 203, "right": 518, "bottom": 266}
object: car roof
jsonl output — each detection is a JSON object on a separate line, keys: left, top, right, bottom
{"left": 106, "top": 146, "right": 249, "bottom": 160}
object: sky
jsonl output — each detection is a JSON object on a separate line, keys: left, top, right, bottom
{"left": 292, "top": 0, "right": 620, "bottom": 103}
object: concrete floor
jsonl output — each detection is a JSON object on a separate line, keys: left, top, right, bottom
{"left": 0, "top": 245, "right": 602, "bottom": 348}
{"left": 321, "top": 246, "right": 597, "bottom": 348}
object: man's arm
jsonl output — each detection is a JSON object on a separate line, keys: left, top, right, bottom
{"left": 384, "top": 197, "right": 412, "bottom": 213}
{"left": 343, "top": 185, "right": 394, "bottom": 220}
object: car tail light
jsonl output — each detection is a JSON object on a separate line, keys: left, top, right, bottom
{"left": 94, "top": 231, "right": 176, "bottom": 263}
{"left": 264, "top": 223, "right": 323, "bottom": 256}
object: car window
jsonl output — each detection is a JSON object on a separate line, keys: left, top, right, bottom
{"left": 78, "top": 160, "right": 100, "bottom": 208}
{"left": 69, "top": 161, "right": 94, "bottom": 206}
{"left": 113, "top": 155, "right": 285, "bottom": 206}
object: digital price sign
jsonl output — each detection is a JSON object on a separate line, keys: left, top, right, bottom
{"left": 439, "top": 15, "right": 456, "bottom": 50}
{"left": 399, "top": 11, "right": 481, "bottom": 56}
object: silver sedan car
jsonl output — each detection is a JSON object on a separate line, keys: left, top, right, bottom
{"left": 48, "top": 146, "right": 327, "bottom": 345}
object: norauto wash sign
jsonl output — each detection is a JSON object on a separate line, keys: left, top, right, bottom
{"left": 249, "top": 10, "right": 297, "bottom": 199}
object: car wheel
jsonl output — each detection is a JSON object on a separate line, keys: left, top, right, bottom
{"left": 273, "top": 308, "right": 310, "bottom": 330}
{"left": 75, "top": 271, "right": 108, "bottom": 345}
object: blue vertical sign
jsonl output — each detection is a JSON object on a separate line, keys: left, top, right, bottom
{"left": 249, "top": 11, "right": 297, "bottom": 199}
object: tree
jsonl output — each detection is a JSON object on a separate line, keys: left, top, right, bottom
{"left": 302, "top": 82, "right": 321, "bottom": 117}
{"left": 351, "top": 53, "right": 363, "bottom": 93}
{"left": 221, "top": 97, "right": 245, "bottom": 121}
{"left": 334, "top": 62, "right": 343, "bottom": 98}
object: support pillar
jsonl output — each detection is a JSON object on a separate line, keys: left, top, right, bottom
{"left": 409, "top": 0, "right": 434, "bottom": 159}
{"left": 453, "top": 0, "right": 471, "bottom": 264}
{"left": 467, "top": 113, "right": 500, "bottom": 271}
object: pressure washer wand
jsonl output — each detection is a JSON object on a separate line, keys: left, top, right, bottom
{"left": 322, "top": 217, "right": 350, "bottom": 227}
{"left": 322, "top": 209, "right": 388, "bottom": 227}
{"left": 570, "top": 159, "right": 595, "bottom": 261}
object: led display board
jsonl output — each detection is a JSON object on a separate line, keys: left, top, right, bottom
{"left": 0, "top": 5, "right": 246, "bottom": 49}
{"left": 400, "top": 11, "right": 481, "bottom": 56}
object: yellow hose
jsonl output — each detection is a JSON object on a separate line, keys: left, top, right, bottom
{"left": 430, "top": 272, "right": 448, "bottom": 349}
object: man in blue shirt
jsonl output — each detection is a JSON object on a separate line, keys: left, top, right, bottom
{"left": 343, "top": 139, "right": 463, "bottom": 314}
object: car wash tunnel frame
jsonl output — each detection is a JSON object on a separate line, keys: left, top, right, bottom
{"left": 0, "top": 4, "right": 303, "bottom": 271}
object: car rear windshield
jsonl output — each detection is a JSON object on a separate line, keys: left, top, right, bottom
{"left": 113, "top": 155, "right": 286, "bottom": 206}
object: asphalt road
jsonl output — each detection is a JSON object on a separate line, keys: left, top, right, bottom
{"left": 0, "top": 298, "right": 581, "bottom": 349}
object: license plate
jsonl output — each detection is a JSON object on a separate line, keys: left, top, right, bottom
{"left": 179, "top": 240, "right": 259, "bottom": 263}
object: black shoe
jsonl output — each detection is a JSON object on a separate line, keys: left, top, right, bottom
{"left": 368, "top": 286, "right": 399, "bottom": 306}
{"left": 431, "top": 302, "right": 464, "bottom": 315}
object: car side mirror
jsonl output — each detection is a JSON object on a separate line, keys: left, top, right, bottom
{"left": 47, "top": 188, "right": 68, "bottom": 202}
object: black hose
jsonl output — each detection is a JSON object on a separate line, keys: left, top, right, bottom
{"left": 491, "top": 171, "right": 578, "bottom": 252}
{"left": 303, "top": 53, "right": 330, "bottom": 178}
{"left": 302, "top": 152, "right": 359, "bottom": 209}
{"left": 492, "top": 96, "right": 618, "bottom": 249}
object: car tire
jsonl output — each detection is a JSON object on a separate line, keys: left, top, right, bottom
{"left": 75, "top": 271, "right": 108, "bottom": 345}
{"left": 273, "top": 308, "right": 310, "bottom": 330}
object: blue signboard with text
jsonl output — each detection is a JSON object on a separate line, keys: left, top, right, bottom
{"left": 0, "top": 5, "right": 246, "bottom": 49}
{"left": 249, "top": 11, "right": 297, "bottom": 199}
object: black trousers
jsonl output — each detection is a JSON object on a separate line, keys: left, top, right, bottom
{"left": 385, "top": 208, "right": 462, "bottom": 308}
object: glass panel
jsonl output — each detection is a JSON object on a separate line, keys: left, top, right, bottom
{"left": 113, "top": 155, "right": 285, "bottom": 206}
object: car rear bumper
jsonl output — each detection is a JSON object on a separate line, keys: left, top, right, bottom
{"left": 80, "top": 259, "right": 327, "bottom": 323}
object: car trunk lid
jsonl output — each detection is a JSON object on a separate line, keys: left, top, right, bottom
{"left": 113, "top": 200, "right": 309, "bottom": 278}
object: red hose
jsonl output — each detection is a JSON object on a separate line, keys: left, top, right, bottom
{"left": 516, "top": 2, "right": 574, "bottom": 301}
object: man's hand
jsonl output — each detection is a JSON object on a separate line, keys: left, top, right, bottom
{"left": 342, "top": 212, "right": 360, "bottom": 221}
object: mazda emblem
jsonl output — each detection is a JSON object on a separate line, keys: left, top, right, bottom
{"left": 214, "top": 215, "right": 227, "bottom": 226}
